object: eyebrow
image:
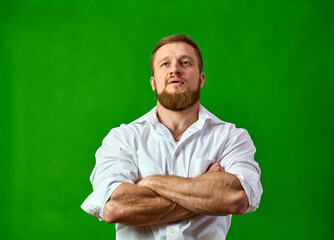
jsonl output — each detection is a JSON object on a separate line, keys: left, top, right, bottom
{"left": 157, "top": 56, "right": 170, "bottom": 65}
{"left": 157, "top": 55, "right": 194, "bottom": 65}
{"left": 178, "top": 55, "right": 194, "bottom": 61}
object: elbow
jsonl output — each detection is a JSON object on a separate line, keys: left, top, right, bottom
{"left": 103, "top": 212, "right": 115, "bottom": 224}
{"left": 209, "top": 190, "right": 248, "bottom": 216}
{"left": 229, "top": 190, "right": 249, "bottom": 215}
{"left": 103, "top": 200, "right": 119, "bottom": 224}
{"left": 103, "top": 215, "right": 114, "bottom": 224}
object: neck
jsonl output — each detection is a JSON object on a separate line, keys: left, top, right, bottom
{"left": 156, "top": 101, "right": 200, "bottom": 142}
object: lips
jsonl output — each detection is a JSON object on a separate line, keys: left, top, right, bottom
{"left": 168, "top": 78, "right": 184, "bottom": 85}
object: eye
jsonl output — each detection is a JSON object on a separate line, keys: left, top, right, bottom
{"left": 161, "top": 62, "right": 168, "bottom": 67}
{"left": 182, "top": 61, "right": 190, "bottom": 65}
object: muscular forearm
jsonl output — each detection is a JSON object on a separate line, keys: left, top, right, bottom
{"left": 103, "top": 182, "right": 197, "bottom": 226}
{"left": 137, "top": 172, "right": 249, "bottom": 215}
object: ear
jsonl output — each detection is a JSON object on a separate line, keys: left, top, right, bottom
{"left": 150, "top": 76, "right": 156, "bottom": 91}
{"left": 200, "top": 73, "right": 205, "bottom": 88}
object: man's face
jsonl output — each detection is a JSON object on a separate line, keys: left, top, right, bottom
{"left": 150, "top": 42, "right": 205, "bottom": 111}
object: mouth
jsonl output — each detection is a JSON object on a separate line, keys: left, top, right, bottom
{"left": 168, "top": 78, "right": 184, "bottom": 85}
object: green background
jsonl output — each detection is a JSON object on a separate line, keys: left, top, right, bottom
{"left": 1, "top": 0, "right": 333, "bottom": 239}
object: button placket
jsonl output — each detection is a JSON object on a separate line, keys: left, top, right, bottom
{"left": 167, "top": 226, "right": 180, "bottom": 239}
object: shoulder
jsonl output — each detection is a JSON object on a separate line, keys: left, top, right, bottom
{"left": 200, "top": 105, "right": 233, "bottom": 130}
{"left": 103, "top": 108, "right": 156, "bottom": 145}
{"left": 213, "top": 121, "right": 252, "bottom": 142}
{"left": 201, "top": 105, "right": 252, "bottom": 140}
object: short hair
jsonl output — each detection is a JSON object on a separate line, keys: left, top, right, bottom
{"left": 150, "top": 34, "right": 203, "bottom": 76}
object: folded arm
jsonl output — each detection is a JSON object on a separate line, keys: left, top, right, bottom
{"left": 137, "top": 163, "right": 249, "bottom": 215}
{"left": 103, "top": 182, "right": 197, "bottom": 226}
{"left": 103, "top": 163, "right": 248, "bottom": 226}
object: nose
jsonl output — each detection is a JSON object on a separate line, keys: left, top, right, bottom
{"left": 169, "top": 62, "right": 182, "bottom": 76}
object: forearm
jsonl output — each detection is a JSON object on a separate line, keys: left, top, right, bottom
{"left": 138, "top": 172, "right": 248, "bottom": 215}
{"left": 103, "top": 182, "right": 197, "bottom": 226}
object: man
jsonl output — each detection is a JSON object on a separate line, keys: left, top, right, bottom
{"left": 81, "top": 34, "right": 263, "bottom": 239}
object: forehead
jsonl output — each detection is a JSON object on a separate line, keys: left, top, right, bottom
{"left": 154, "top": 42, "right": 197, "bottom": 62}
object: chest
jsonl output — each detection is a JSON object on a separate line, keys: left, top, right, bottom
{"left": 134, "top": 126, "right": 227, "bottom": 179}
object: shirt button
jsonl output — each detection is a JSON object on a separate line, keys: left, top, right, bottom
{"left": 170, "top": 229, "right": 175, "bottom": 233}
{"left": 175, "top": 153, "right": 179, "bottom": 157}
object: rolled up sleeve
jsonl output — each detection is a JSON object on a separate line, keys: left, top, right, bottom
{"left": 81, "top": 128, "right": 138, "bottom": 220}
{"left": 220, "top": 127, "right": 263, "bottom": 213}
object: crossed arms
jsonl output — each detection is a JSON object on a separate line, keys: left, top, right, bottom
{"left": 102, "top": 163, "right": 249, "bottom": 226}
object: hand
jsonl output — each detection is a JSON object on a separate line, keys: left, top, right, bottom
{"left": 136, "top": 175, "right": 155, "bottom": 188}
{"left": 205, "top": 162, "right": 224, "bottom": 173}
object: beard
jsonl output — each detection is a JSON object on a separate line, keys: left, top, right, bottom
{"left": 154, "top": 79, "right": 201, "bottom": 111}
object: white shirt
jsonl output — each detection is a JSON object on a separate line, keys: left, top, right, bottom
{"left": 81, "top": 105, "right": 263, "bottom": 240}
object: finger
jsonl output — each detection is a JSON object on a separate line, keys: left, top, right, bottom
{"left": 207, "top": 163, "right": 219, "bottom": 172}
{"left": 205, "top": 163, "right": 214, "bottom": 171}
{"left": 208, "top": 163, "right": 224, "bottom": 173}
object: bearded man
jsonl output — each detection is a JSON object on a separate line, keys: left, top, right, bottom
{"left": 81, "top": 34, "right": 263, "bottom": 239}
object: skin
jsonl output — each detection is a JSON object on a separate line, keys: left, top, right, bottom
{"left": 137, "top": 170, "right": 248, "bottom": 216}
{"left": 150, "top": 42, "right": 205, "bottom": 141}
{"left": 103, "top": 42, "right": 249, "bottom": 225}
{"left": 103, "top": 163, "right": 226, "bottom": 225}
{"left": 102, "top": 182, "right": 197, "bottom": 226}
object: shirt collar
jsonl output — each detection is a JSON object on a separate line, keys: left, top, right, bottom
{"left": 131, "top": 104, "right": 224, "bottom": 127}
